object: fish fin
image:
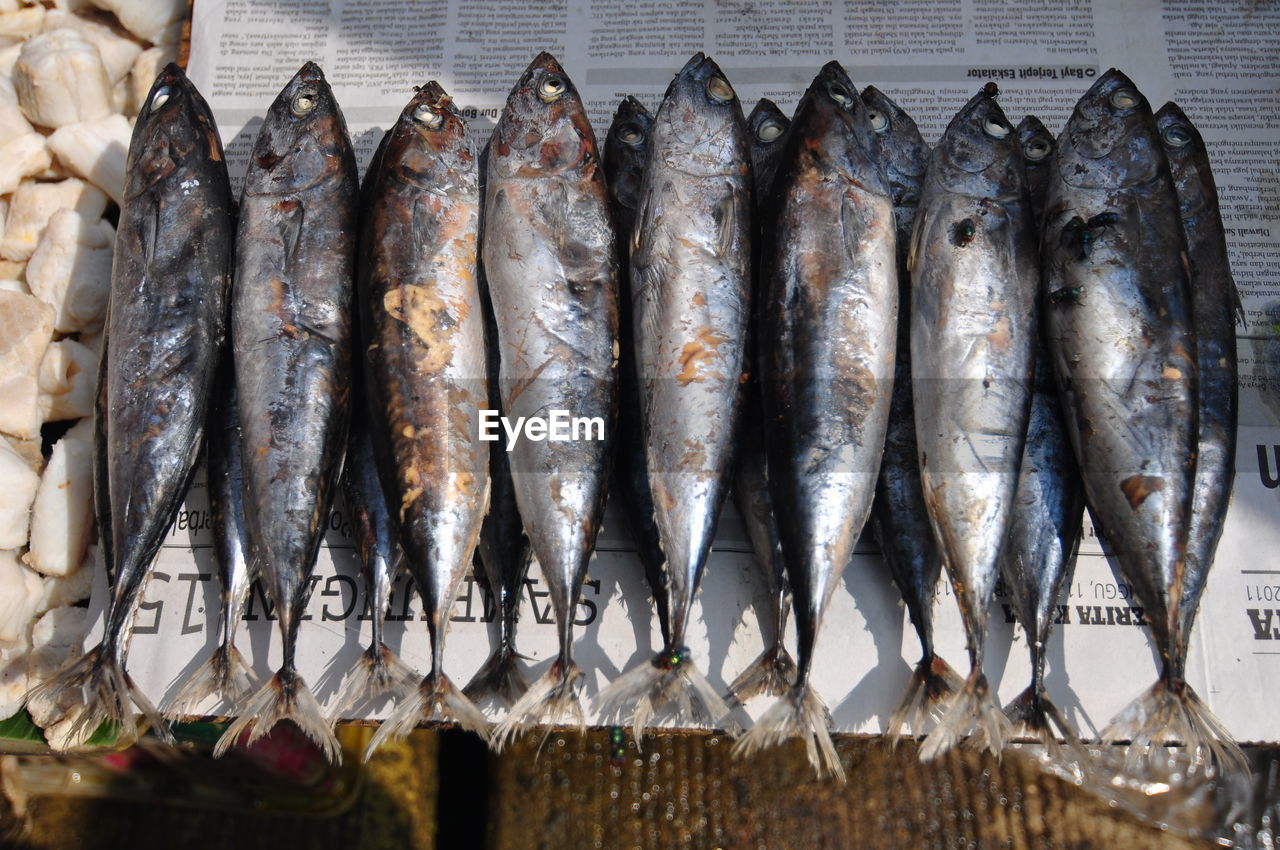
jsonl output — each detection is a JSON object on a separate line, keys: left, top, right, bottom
{"left": 1101, "top": 677, "right": 1248, "bottom": 778}
{"left": 919, "top": 671, "right": 1011, "bottom": 761}
{"left": 906, "top": 200, "right": 929, "bottom": 276}
{"left": 712, "top": 188, "right": 739, "bottom": 260}
{"left": 165, "top": 643, "right": 260, "bottom": 720}
{"left": 411, "top": 196, "right": 441, "bottom": 251}
{"left": 327, "top": 642, "right": 417, "bottom": 725}
{"left": 213, "top": 668, "right": 341, "bottom": 764}
{"left": 887, "top": 654, "right": 963, "bottom": 746}
{"left": 595, "top": 648, "right": 743, "bottom": 744}
{"left": 279, "top": 200, "right": 305, "bottom": 265}
{"left": 490, "top": 658, "right": 585, "bottom": 752}
{"left": 731, "top": 686, "right": 845, "bottom": 782}
{"left": 364, "top": 672, "right": 489, "bottom": 761}
{"left": 725, "top": 644, "right": 797, "bottom": 704}
{"left": 463, "top": 645, "right": 530, "bottom": 707}
{"left": 1002, "top": 685, "right": 1087, "bottom": 768}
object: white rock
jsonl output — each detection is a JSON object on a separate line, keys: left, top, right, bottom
{"left": 0, "top": 436, "right": 38, "bottom": 549}
{"left": 0, "top": 289, "right": 54, "bottom": 439}
{"left": 26, "top": 604, "right": 89, "bottom": 743}
{"left": 0, "top": 74, "right": 34, "bottom": 144}
{"left": 0, "top": 6, "right": 45, "bottom": 45}
{"left": 0, "top": 133, "right": 53, "bottom": 196}
{"left": 0, "top": 638, "right": 29, "bottom": 722}
{"left": 24, "top": 418, "right": 93, "bottom": 577}
{"left": 37, "top": 336, "right": 96, "bottom": 421}
{"left": 90, "top": 0, "right": 185, "bottom": 45}
{"left": 0, "top": 260, "right": 25, "bottom": 284}
{"left": 3, "top": 434, "right": 43, "bottom": 473}
{"left": 38, "top": 547, "right": 94, "bottom": 609}
{"left": 26, "top": 209, "right": 113, "bottom": 332}
{"left": 0, "top": 177, "right": 108, "bottom": 262}
{"left": 0, "top": 41, "right": 21, "bottom": 77}
{"left": 126, "top": 44, "right": 176, "bottom": 116}
{"left": 43, "top": 10, "right": 141, "bottom": 84}
{"left": 46, "top": 114, "right": 131, "bottom": 204}
{"left": 0, "top": 550, "right": 46, "bottom": 644}
{"left": 13, "top": 29, "right": 114, "bottom": 129}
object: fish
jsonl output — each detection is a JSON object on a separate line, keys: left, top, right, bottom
{"left": 910, "top": 84, "right": 1036, "bottom": 760}
{"left": 1041, "top": 71, "right": 1236, "bottom": 774}
{"left": 733, "top": 61, "right": 897, "bottom": 780}
{"left": 602, "top": 96, "right": 671, "bottom": 647}
{"left": 215, "top": 63, "right": 357, "bottom": 763}
{"left": 859, "top": 85, "right": 962, "bottom": 741}
{"left": 727, "top": 97, "right": 795, "bottom": 705}
{"left": 596, "top": 53, "right": 749, "bottom": 741}
{"left": 27, "top": 64, "right": 234, "bottom": 749}
{"left": 167, "top": 364, "right": 260, "bottom": 718}
{"left": 1016, "top": 115, "right": 1055, "bottom": 225}
{"left": 484, "top": 53, "right": 618, "bottom": 745}
{"left": 357, "top": 81, "right": 490, "bottom": 756}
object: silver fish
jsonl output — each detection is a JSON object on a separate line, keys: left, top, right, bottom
{"left": 733, "top": 61, "right": 897, "bottom": 780}
{"left": 1016, "top": 115, "right": 1055, "bottom": 226}
{"left": 597, "top": 53, "right": 749, "bottom": 740}
{"left": 485, "top": 54, "right": 618, "bottom": 745}
{"left": 216, "top": 63, "right": 357, "bottom": 763}
{"left": 911, "top": 84, "right": 1036, "bottom": 760}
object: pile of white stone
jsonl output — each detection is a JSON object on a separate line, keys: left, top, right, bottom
{"left": 0, "top": 0, "right": 186, "bottom": 744}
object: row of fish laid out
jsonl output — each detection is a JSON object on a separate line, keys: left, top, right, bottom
{"left": 23, "top": 51, "right": 1244, "bottom": 784}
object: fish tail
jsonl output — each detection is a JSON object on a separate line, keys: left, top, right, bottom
{"left": 730, "top": 685, "right": 845, "bottom": 782}
{"left": 595, "top": 647, "right": 743, "bottom": 744}
{"left": 166, "top": 643, "right": 260, "bottom": 720}
{"left": 725, "top": 643, "right": 797, "bottom": 705}
{"left": 490, "top": 657, "right": 585, "bottom": 752}
{"left": 364, "top": 671, "right": 489, "bottom": 760}
{"left": 1002, "top": 685, "right": 1086, "bottom": 766}
{"left": 887, "top": 653, "right": 963, "bottom": 746}
{"left": 463, "top": 645, "right": 530, "bottom": 707}
{"left": 213, "top": 667, "right": 341, "bottom": 764}
{"left": 1102, "top": 677, "right": 1248, "bottom": 777}
{"left": 25, "top": 643, "right": 171, "bottom": 749}
{"left": 328, "top": 642, "right": 418, "bottom": 724}
{"left": 919, "top": 670, "right": 1011, "bottom": 761}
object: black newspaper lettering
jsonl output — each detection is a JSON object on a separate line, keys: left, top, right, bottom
{"left": 1076, "top": 605, "right": 1093, "bottom": 625}
{"left": 524, "top": 577, "right": 554, "bottom": 625}
{"left": 244, "top": 578, "right": 277, "bottom": 622}
{"left": 574, "top": 579, "right": 600, "bottom": 626}
{"left": 1258, "top": 445, "right": 1280, "bottom": 489}
{"left": 321, "top": 574, "right": 358, "bottom": 621}
{"left": 1054, "top": 604, "right": 1070, "bottom": 625}
{"left": 1111, "top": 606, "right": 1132, "bottom": 626}
{"left": 451, "top": 573, "right": 480, "bottom": 623}
{"left": 299, "top": 574, "right": 324, "bottom": 620}
{"left": 178, "top": 572, "right": 213, "bottom": 635}
{"left": 1000, "top": 603, "right": 1018, "bottom": 624}
{"left": 135, "top": 571, "right": 170, "bottom": 635}
{"left": 1247, "top": 608, "right": 1279, "bottom": 640}
{"left": 1131, "top": 606, "right": 1146, "bottom": 627}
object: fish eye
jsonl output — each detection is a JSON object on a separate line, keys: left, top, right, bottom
{"left": 412, "top": 104, "right": 445, "bottom": 129}
{"left": 1110, "top": 88, "right": 1139, "bottom": 110}
{"left": 757, "top": 118, "right": 785, "bottom": 143}
{"left": 150, "top": 86, "right": 172, "bottom": 111}
{"left": 291, "top": 88, "right": 318, "bottom": 117}
{"left": 538, "top": 74, "right": 567, "bottom": 101}
{"left": 706, "top": 75, "right": 734, "bottom": 103}
{"left": 983, "top": 116, "right": 1011, "bottom": 138}
{"left": 1162, "top": 124, "right": 1192, "bottom": 148}
{"left": 1023, "top": 138, "right": 1052, "bottom": 161}
{"left": 827, "top": 83, "right": 854, "bottom": 108}
{"left": 868, "top": 109, "right": 889, "bottom": 132}
{"left": 617, "top": 122, "right": 645, "bottom": 146}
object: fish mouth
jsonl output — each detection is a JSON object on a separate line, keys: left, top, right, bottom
{"left": 943, "top": 89, "right": 1014, "bottom": 175}
{"left": 294, "top": 61, "right": 326, "bottom": 86}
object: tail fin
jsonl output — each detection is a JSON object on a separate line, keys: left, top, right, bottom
{"left": 1002, "top": 684, "right": 1086, "bottom": 767}
{"left": 725, "top": 644, "right": 797, "bottom": 705}
{"left": 25, "top": 643, "right": 170, "bottom": 750}
{"left": 328, "top": 642, "right": 417, "bottom": 724}
{"left": 490, "top": 658, "right": 585, "bottom": 752}
{"left": 166, "top": 644, "right": 260, "bottom": 720}
{"left": 595, "top": 647, "right": 743, "bottom": 744}
{"left": 919, "top": 671, "right": 1011, "bottom": 761}
{"left": 731, "top": 685, "right": 845, "bottom": 782}
{"left": 363, "top": 672, "right": 489, "bottom": 760}
{"left": 463, "top": 646, "right": 530, "bottom": 707}
{"left": 213, "top": 667, "right": 341, "bottom": 764}
{"left": 887, "top": 654, "right": 963, "bottom": 745}
{"left": 1102, "top": 677, "right": 1248, "bottom": 778}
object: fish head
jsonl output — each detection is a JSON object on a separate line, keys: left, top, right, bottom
{"left": 604, "top": 96, "right": 653, "bottom": 210}
{"left": 126, "top": 64, "right": 224, "bottom": 200}
{"left": 384, "top": 82, "right": 476, "bottom": 193}
{"left": 1154, "top": 102, "right": 1213, "bottom": 219}
{"left": 245, "top": 62, "right": 353, "bottom": 197}
{"left": 1016, "top": 115, "right": 1054, "bottom": 170}
{"left": 747, "top": 98, "right": 790, "bottom": 160}
{"left": 933, "top": 85, "right": 1021, "bottom": 197}
{"left": 652, "top": 53, "right": 748, "bottom": 177}
{"left": 488, "top": 53, "right": 598, "bottom": 180}
{"left": 860, "top": 85, "right": 930, "bottom": 207}
{"left": 788, "top": 62, "right": 886, "bottom": 194}
{"left": 1058, "top": 69, "right": 1162, "bottom": 190}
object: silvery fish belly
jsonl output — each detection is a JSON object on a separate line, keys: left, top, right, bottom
{"left": 219, "top": 63, "right": 357, "bottom": 763}
{"left": 483, "top": 54, "right": 618, "bottom": 743}
{"left": 597, "top": 53, "right": 750, "bottom": 740}
{"left": 910, "top": 85, "right": 1036, "bottom": 760}
{"left": 359, "top": 82, "right": 491, "bottom": 753}
{"left": 29, "top": 64, "right": 233, "bottom": 750}
{"left": 733, "top": 61, "right": 896, "bottom": 782}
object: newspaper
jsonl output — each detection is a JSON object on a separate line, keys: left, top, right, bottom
{"left": 100, "top": 0, "right": 1280, "bottom": 742}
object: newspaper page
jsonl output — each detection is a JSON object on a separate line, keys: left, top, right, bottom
{"left": 102, "top": 0, "right": 1280, "bottom": 742}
